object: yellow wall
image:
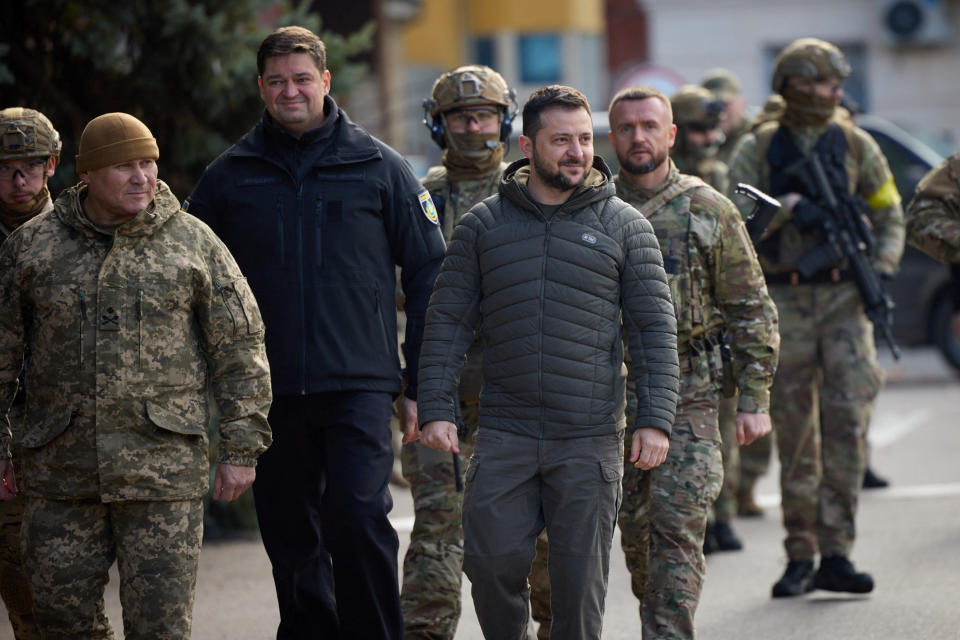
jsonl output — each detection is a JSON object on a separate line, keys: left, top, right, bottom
{"left": 470, "top": 0, "right": 604, "bottom": 35}
{"left": 402, "top": 0, "right": 465, "bottom": 68}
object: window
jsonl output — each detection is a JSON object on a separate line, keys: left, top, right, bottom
{"left": 474, "top": 37, "right": 495, "bottom": 69}
{"left": 519, "top": 34, "right": 561, "bottom": 84}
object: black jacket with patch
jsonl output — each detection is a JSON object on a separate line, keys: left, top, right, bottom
{"left": 187, "top": 98, "right": 446, "bottom": 398}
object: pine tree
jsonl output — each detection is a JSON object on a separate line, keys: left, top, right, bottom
{"left": 0, "top": 0, "right": 374, "bottom": 197}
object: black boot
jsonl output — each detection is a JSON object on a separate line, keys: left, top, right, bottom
{"left": 713, "top": 521, "right": 744, "bottom": 551}
{"left": 863, "top": 467, "right": 890, "bottom": 489}
{"left": 813, "top": 555, "right": 875, "bottom": 593}
{"left": 703, "top": 522, "right": 719, "bottom": 555}
{"left": 771, "top": 560, "right": 815, "bottom": 598}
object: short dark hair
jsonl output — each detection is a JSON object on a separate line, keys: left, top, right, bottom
{"left": 522, "top": 85, "right": 591, "bottom": 140}
{"left": 257, "top": 26, "right": 326, "bottom": 76}
{"left": 608, "top": 85, "right": 672, "bottom": 122}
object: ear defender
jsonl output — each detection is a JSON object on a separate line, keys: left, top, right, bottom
{"left": 423, "top": 98, "right": 447, "bottom": 149}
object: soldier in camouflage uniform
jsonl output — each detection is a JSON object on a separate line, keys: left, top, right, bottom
{"left": 727, "top": 38, "right": 904, "bottom": 598}
{"left": 0, "top": 112, "right": 272, "bottom": 638}
{"left": 701, "top": 69, "right": 750, "bottom": 167}
{"left": 906, "top": 152, "right": 960, "bottom": 263}
{"left": 670, "top": 85, "right": 729, "bottom": 194}
{"left": 606, "top": 85, "right": 778, "bottom": 639}
{"left": 0, "top": 107, "right": 60, "bottom": 640}
{"left": 906, "top": 153, "right": 960, "bottom": 345}
{"left": 400, "top": 65, "right": 517, "bottom": 640}
{"left": 668, "top": 88, "right": 749, "bottom": 553}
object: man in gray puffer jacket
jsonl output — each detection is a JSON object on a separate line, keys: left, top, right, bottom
{"left": 416, "top": 85, "right": 680, "bottom": 640}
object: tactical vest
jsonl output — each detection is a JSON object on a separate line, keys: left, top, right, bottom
{"left": 633, "top": 173, "right": 717, "bottom": 341}
{"left": 753, "top": 120, "right": 863, "bottom": 271}
{"left": 422, "top": 163, "right": 504, "bottom": 242}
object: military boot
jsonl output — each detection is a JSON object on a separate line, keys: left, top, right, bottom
{"left": 863, "top": 467, "right": 890, "bottom": 489}
{"left": 771, "top": 560, "right": 815, "bottom": 598}
{"left": 712, "top": 521, "right": 744, "bottom": 551}
{"left": 813, "top": 555, "right": 875, "bottom": 593}
{"left": 737, "top": 489, "right": 764, "bottom": 517}
{"left": 703, "top": 522, "right": 719, "bottom": 555}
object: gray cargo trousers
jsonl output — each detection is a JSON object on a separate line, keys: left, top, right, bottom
{"left": 462, "top": 427, "right": 624, "bottom": 640}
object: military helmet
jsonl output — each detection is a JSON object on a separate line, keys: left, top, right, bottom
{"left": 702, "top": 68, "right": 742, "bottom": 103}
{"left": 771, "top": 38, "right": 851, "bottom": 94}
{"left": 670, "top": 85, "right": 726, "bottom": 127}
{"left": 427, "top": 65, "right": 513, "bottom": 116}
{"left": 0, "top": 107, "right": 61, "bottom": 161}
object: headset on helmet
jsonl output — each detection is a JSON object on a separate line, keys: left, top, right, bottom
{"left": 422, "top": 65, "right": 518, "bottom": 149}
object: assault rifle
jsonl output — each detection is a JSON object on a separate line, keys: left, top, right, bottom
{"left": 785, "top": 153, "right": 901, "bottom": 360}
{"left": 735, "top": 183, "right": 781, "bottom": 243}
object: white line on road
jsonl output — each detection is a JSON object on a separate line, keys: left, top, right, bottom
{"left": 756, "top": 481, "right": 960, "bottom": 508}
{"left": 868, "top": 409, "right": 931, "bottom": 448}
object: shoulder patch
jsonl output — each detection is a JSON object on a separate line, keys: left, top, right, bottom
{"left": 180, "top": 198, "right": 190, "bottom": 213}
{"left": 418, "top": 190, "right": 439, "bottom": 225}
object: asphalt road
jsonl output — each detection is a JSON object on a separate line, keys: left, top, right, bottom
{"left": 1, "top": 346, "right": 957, "bottom": 639}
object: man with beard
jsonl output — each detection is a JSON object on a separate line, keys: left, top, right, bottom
{"left": 609, "top": 85, "right": 779, "bottom": 638}
{"left": 0, "top": 106, "right": 61, "bottom": 640}
{"left": 727, "top": 38, "right": 904, "bottom": 598}
{"left": 400, "top": 64, "right": 518, "bottom": 640}
{"left": 416, "top": 85, "right": 680, "bottom": 640}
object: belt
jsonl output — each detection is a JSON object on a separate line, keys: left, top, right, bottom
{"left": 764, "top": 268, "right": 850, "bottom": 286}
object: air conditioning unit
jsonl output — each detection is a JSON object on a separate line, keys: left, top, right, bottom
{"left": 881, "top": 0, "right": 956, "bottom": 46}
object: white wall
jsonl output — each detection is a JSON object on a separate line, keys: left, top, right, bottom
{"left": 641, "top": 0, "right": 960, "bottom": 148}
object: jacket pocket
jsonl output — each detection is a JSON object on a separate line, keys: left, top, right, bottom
{"left": 145, "top": 400, "right": 207, "bottom": 437}
{"left": 215, "top": 277, "right": 265, "bottom": 336}
{"left": 21, "top": 404, "right": 73, "bottom": 448}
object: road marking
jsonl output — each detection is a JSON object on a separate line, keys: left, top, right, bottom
{"left": 756, "top": 482, "right": 960, "bottom": 508}
{"left": 868, "top": 409, "right": 930, "bottom": 448}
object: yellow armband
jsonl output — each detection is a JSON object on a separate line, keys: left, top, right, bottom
{"left": 867, "top": 176, "right": 901, "bottom": 211}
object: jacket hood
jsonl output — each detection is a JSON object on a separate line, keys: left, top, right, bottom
{"left": 500, "top": 155, "right": 615, "bottom": 216}
{"left": 54, "top": 179, "right": 181, "bottom": 238}
{"left": 231, "top": 96, "right": 382, "bottom": 169}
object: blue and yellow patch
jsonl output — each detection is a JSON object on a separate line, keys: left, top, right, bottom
{"left": 418, "top": 190, "right": 439, "bottom": 225}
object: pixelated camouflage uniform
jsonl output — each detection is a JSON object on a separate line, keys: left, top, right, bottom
{"left": 906, "top": 152, "right": 960, "bottom": 263}
{"left": 0, "top": 211, "right": 47, "bottom": 640}
{"left": 614, "top": 162, "right": 778, "bottom": 639}
{"left": 400, "top": 162, "right": 505, "bottom": 640}
{"left": 0, "top": 180, "right": 272, "bottom": 638}
{"left": 727, "top": 117, "right": 904, "bottom": 563}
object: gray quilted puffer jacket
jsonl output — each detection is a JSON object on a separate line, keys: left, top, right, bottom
{"left": 418, "top": 157, "right": 679, "bottom": 438}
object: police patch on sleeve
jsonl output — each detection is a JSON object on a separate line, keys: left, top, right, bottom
{"left": 418, "top": 190, "right": 439, "bottom": 225}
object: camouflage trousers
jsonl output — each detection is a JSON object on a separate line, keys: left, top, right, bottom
{"left": 619, "top": 354, "right": 724, "bottom": 640}
{"left": 399, "top": 402, "right": 477, "bottom": 640}
{"left": 0, "top": 474, "right": 40, "bottom": 640}
{"left": 770, "top": 282, "right": 882, "bottom": 561}
{"left": 21, "top": 497, "right": 203, "bottom": 639}
{"left": 712, "top": 395, "right": 740, "bottom": 523}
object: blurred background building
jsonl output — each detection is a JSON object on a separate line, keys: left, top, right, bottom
{"left": 323, "top": 0, "right": 958, "bottom": 171}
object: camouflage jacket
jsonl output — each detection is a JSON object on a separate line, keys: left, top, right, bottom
{"left": 0, "top": 180, "right": 272, "bottom": 501}
{"left": 421, "top": 163, "right": 506, "bottom": 402}
{"left": 673, "top": 152, "right": 729, "bottom": 194}
{"left": 727, "top": 119, "right": 905, "bottom": 276}
{"left": 906, "top": 152, "right": 960, "bottom": 263}
{"left": 422, "top": 162, "right": 507, "bottom": 241}
{"left": 615, "top": 161, "right": 779, "bottom": 413}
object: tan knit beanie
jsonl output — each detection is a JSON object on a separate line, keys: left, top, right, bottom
{"left": 76, "top": 112, "right": 159, "bottom": 173}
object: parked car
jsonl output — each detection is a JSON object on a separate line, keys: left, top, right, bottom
{"left": 507, "top": 111, "right": 957, "bottom": 370}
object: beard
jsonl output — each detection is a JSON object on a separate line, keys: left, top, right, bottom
{"left": 619, "top": 145, "right": 668, "bottom": 176}
{"left": 533, "top": 154, "right": 589, "bottom": 191}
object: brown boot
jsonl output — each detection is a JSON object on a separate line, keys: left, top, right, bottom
{"left": 737, "top": 489, "right": 764, "bottom": 517}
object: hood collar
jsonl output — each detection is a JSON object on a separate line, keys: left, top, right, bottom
{"left": 54, "top": 179, "right": 181, "bottom": 238}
